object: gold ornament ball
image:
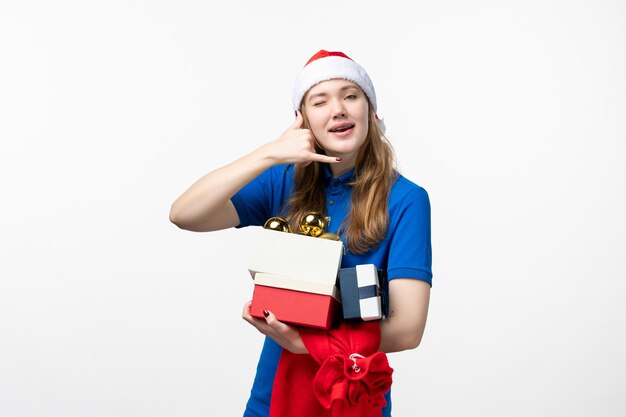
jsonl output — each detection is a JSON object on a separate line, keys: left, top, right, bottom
{"left": 263, "top": 217, "right": 292, "bottom": 233}
{"left": 299, "top": 212, "right": 329, "bottom": 237}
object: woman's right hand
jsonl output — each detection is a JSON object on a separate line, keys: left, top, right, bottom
{"left": 262, "top": 111, "right": 341, "bottom": 167}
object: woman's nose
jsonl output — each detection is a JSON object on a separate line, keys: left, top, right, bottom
{"left": 331, "top": 99, "right": 346, "bottom": 118}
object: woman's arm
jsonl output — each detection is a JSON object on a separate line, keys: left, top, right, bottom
{"left": 379, "top": 278, "right": 431, "bottom": 353}
{"left": 242, "top": 278, "right": 431, "bottom": 355}
{"left": 169, "top": 112, "right": 340, "bottom": 232}
{"left": 169, "top": 149, "right": 272, "bottom": 232}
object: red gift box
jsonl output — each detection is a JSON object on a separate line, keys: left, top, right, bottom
{"left": 250, "top": 284, "right": 341, "bottom": 329}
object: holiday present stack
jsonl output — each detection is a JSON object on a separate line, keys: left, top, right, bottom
{"left": 338, "top": 264, "right": 384, "bottom": 321}
{"left": 248, "top": 213, "right": 344, "bottom": 329}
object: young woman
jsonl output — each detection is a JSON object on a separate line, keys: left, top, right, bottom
{"left": 170, "top": 50, "right": 432, "bottom": 417}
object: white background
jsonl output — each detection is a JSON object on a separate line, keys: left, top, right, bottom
{"left": 1, "top": 1, "right": 625, "bottom": 416}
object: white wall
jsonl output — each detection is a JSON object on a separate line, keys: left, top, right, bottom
{"left": 1, "top": 1, "right": 625, "bottom": 416}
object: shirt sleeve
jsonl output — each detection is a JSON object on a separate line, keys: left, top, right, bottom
{"left": 230, "top": 164, "right": 292, "bottom": 228}
{"left": 386, "top": 186, "right": 433, "bottom": 286}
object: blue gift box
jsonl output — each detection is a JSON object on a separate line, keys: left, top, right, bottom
{"left": 338, "top": 264, "right": 384, "bottom": 321}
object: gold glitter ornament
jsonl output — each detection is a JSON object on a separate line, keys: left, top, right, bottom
{"left": 263, "top": 217, "right": 292, "bottom": 233}
{"left": 299, "top": 212, "right": 331, "bottom": 237}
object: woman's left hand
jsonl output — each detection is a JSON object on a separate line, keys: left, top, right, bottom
{"left": 242, "top": 301, "right": 309, "bottom": 354}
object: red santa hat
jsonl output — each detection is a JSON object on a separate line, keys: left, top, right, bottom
{"left": 292, "top": 50, "right": 378, "bottom": 114}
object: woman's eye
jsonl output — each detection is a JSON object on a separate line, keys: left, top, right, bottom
{"left": 313, "top": 101, "right": 325, "bottom": 107}
{"left": 345, "top": 94, "right": 357, "bottom": 100}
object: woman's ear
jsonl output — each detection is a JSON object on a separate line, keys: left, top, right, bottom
{"left": 376, "top": 115, "right": 386, "bottom": 134}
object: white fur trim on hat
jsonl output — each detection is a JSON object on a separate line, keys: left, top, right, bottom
{"left": 292, "top": 54, "right": 377, "bottom": 113}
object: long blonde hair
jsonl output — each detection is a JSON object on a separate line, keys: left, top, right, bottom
{"left": 284, "top": 105, "right": 397, "bottom": 254}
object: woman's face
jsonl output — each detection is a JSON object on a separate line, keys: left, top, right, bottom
{"left": 302, "top": 79, "right": 369, "bottom": 166}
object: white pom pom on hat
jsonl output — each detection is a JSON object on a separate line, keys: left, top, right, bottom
{"left": 292, "top": 50, "right": 378, "bottom": 113}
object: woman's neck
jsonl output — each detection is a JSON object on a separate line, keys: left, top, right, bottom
{"left": 328, "top": 154, "right": 357, "bottom": 178}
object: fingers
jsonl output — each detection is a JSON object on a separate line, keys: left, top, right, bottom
{"left": 262, "top": 311, "right": 307, "bottom": 354}
{"left": 241, "top": 302, "right": 281, "bottom": 330}
{"left": 273, "top": 111, "right": 345, "bottom": 166}
{"left": 296, "top": 131, "right": 342, "bottom": 164}
{"left": 297, "top": 153, "right": 340, "bottom": 169}
{"left": 241, "top": 302, "right": 285, "bottom": 332}
{"left": 240, "top": 303, "right": 307, "bottom": 353}
{"left": 290, "top": 110, "right": 304, "bottom": 129}
{"left": 262, "top": 309, "right": 282, "bottom": 328}
{"left": 312, "top": 153, "right": 343, "bottom": 164}
{"left": 255, "top": 308, "right": 284, "bottom": 332}
{"left": 241, "top": 301, "right": 256, "bottom": 324}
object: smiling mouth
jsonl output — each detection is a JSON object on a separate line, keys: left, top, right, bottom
{"left": 329, "top": 124, "right": 355, "bottom": 133}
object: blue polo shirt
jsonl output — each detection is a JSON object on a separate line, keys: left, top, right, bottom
{"left": 232, "top": 164, "right": 432, "bottom": 417}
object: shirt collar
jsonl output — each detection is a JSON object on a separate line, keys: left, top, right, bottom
{"left": 321, "top": 164, "right": 356, "bottom": 186}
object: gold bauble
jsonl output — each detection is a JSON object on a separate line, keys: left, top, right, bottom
{"left": 263, "top": 217, "right": 292, "bottom": 233}
{"left": 299, "top": 212, "right": 330, "bottom": 237}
